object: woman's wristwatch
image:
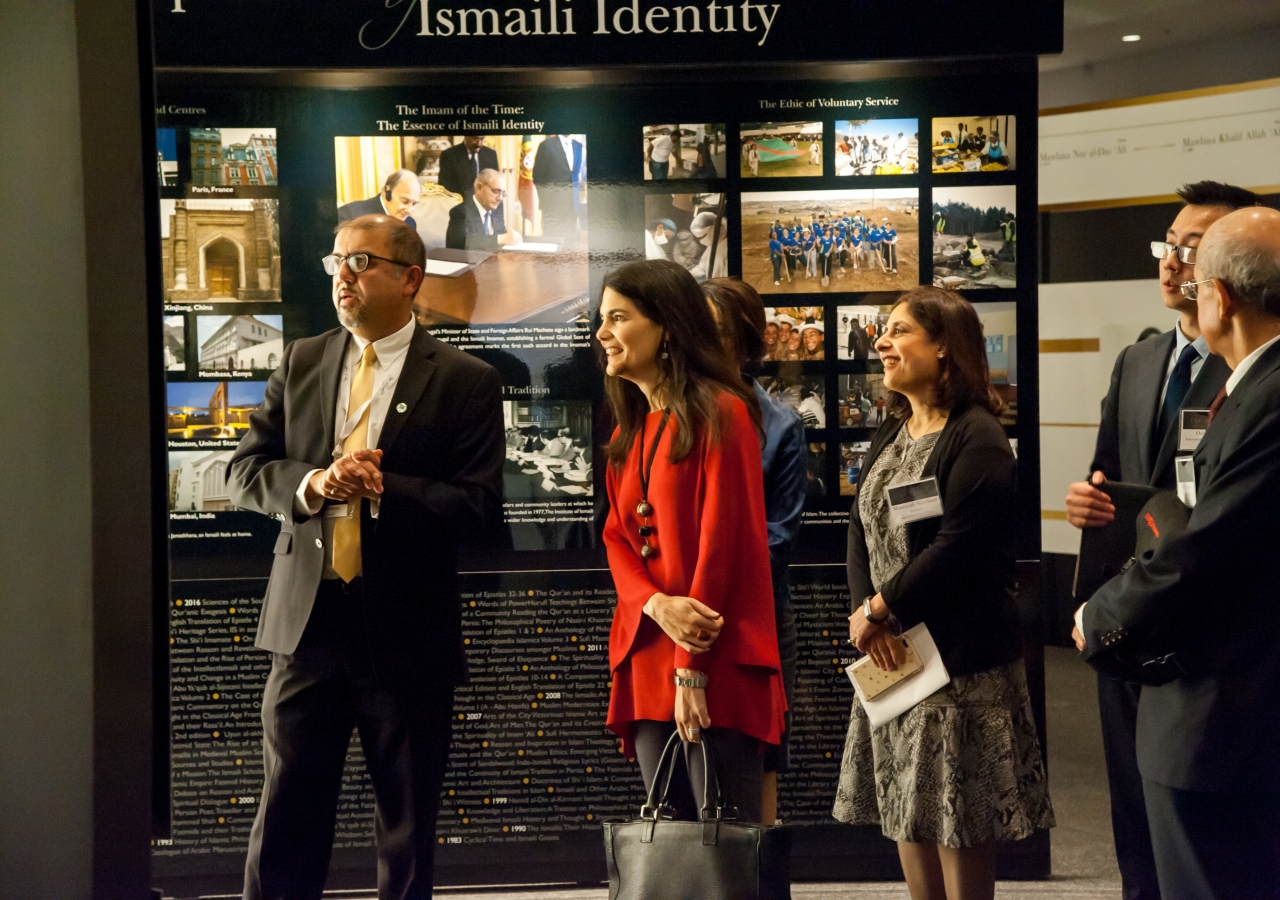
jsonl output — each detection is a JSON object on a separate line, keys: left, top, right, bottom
{"left": 674, "top": 671, "right": 708, "bottom": 689}
{"left": 863, "top": 595, "right": 889, "bottom": 625}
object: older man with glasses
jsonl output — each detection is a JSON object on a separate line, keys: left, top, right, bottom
{"left": 1066, "top": 181, "right": 1259, "bottom": 900}
{"left": 1078, "top": 204, "right": 1280, "bottom": 900}
{"left": 446, "top": 167, "right": 521, "bottom": 251}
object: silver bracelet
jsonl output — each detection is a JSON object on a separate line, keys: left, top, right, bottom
{"left": 674, "top": 671, "right": 708, "bottom": 689}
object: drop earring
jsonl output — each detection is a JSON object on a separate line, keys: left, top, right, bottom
{"left": 661, "top": 341, "right": 669, "bottom": 360}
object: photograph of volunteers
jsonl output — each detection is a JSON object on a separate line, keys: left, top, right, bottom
{"left": 757, "top": 374, "right": 826, "bottom": 428}
{"left": 644, "top": 193, "right": 728, "bottom": 282}
{"left": 931, "top": 115, "right": 1016, "bottom": 172}
{"left": 834, "top": 119, "right": 919, "bottom": 175}
{"left": 839, "top": 441, "right": 872, "bottom": 496}
{"left": 932, "top": 185, "right": 1017, "bottom": 289}
{"left": 642, "top": 124, "right": 726, "bottom": 180}
{"left": 502, "top": 400, "right": 593, "bottom": 500}
{"left": 763, "top": 307, "right": 825, "bottom": 360}
{"left": 741, "top": 189, "right": 918, "bottom": 295}
{"left": 836, "top": 302, "right": 897, "bottom": 360}
{"left": 837, "top": 373, "right": 888, "bottom": 428}
{"left": 740, "top": 122, "right": 823, "bottom": 178}
{"left": 334, "top": 134, "right": 590, "bottom": 325}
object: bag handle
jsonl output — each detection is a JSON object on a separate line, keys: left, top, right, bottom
{"left": 638, "top": 731, "right": 733, "bottom": 823}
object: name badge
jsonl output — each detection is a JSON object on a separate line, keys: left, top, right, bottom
{"left": 1179, "top": 409, "right": 1210, "bottom": 451}
{"left": 886, "top": 477, "right": 944, "bottom": 527}
{"left": 323, "top": 503, "right": 350, "bottom": 519}
{"left": 1175, "top": 457, "right": 1197, "bottom": 508}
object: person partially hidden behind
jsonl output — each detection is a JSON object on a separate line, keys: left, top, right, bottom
{"left": 338, "top": 169, "right": 421, "bottom": 231}
{"left": 1077, "top": 205, "right": 1280, "bottom": 900}
{"left": 445, "top": 168, "right": 521, "bottom": 251}
{"left": 1066, "top": 181, "right": 1257, "bottom": 900}
{"left": 227, "top": 214, "right": 504, "bottom": 900}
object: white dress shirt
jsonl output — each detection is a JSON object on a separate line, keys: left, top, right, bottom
{"left": 472, "top": 194, "right": 494, "bottom": 235}
{"left": 1225, "top": 332, "right": 1280, "bottom": 396}
{"left": 294, "top": 315, "right": 417, "bottom": 576}
{"left": 558, "top": 134, "right": 575, "bottom": 172}
{"left": 650, "top": 134, "right": 673, "bottom": 163}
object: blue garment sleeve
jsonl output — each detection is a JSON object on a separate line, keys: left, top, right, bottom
{"left": 763, "top": 409, "right": 808, "bottom": 568}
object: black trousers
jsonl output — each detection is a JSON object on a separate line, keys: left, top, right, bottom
{"left": 1143, "top": 779, "right": 1280, "bottom": 900}
{"left": 243, "top": 578, "right": 455, "bottom": 900}
{"left": 633, "top": 720, "right": 764, "bottom": 825}
{"left": 1098, "top": 676, "right": 1162, "bottom": 900}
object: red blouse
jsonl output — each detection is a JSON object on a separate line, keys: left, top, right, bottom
{"left": 604, "top": 392, "right": 787, "bottom": 755}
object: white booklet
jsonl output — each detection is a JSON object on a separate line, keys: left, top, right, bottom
{"left": 847, "top": 622, "right": 950, "bottom": 729}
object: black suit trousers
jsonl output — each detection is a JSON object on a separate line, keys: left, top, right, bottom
{"left": 1097, "top": 675, "right": 1161, "bottom": 900}
{"left": 1143, "top": 779, "right": 1280, "bottom": 900}
{"left": 243, "top": 578, "right": 455, "bottom": 900}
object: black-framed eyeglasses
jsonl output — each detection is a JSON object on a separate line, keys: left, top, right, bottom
{"left": 1179, "top": 279, "right": 1214, "bottom": 301}
{"left": 1151, "top": 241, "right": 1197, "bottom": 264}
{"left": 321, "top": 252, "right": 415, "bottom": 276}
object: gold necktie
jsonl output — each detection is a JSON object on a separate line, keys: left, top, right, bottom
{"left": 332, "top": 343, "right": 377, "bottom": 582}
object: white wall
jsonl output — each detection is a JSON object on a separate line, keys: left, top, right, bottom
{"left": 0, "top": 0, "right": 93, "bottom": 895}
{"left": 1038, "top": 279, "right": 1169, "bottom": 554}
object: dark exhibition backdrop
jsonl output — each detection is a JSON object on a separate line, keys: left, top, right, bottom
{"left": 148, "top": 1, "right": 1061, "bottom": 894}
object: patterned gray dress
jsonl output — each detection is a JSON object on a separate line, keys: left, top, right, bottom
{"left": 832, "top": 425, "right": 1055, "bottom": 847}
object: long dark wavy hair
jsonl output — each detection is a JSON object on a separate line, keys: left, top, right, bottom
{"left": 884, "top": 286, "right": 1004, "bottom": 418}
{"left": 600, "top": 260, "right": 761, "bottom": 466}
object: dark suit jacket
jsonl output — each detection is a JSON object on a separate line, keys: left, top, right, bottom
{"left": 438, "top": 144, "right": 498, "bottom": 198}
{"left": 532, "top": 136, "right": 582, "bottom": 186}
{"left": 848, "top": 404, "right": 1021, "bottom": 677}
{"left": 1091, "top": 329, "right": 1231, "bottom": 489}
{"left": 445, "top": 198, "right": 506, "bottom": 251}
{"left": 226, "top": 323, "right": 504, "bottom": 687}
{"left": 1084, "top": 339, "right": 1280, "bottom": 792}
{"left": 336, "top": 195, "right": 417, "bottom": 232}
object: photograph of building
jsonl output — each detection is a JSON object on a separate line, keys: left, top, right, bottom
{"left": 196, "top": 314, "right": 283, "bottom": 371}
{"left": 160, "top": 198, "right": 282, "bottom": 303}
{"left": 740, "top": 189, "right": 919, "bottom": 295}
{"left": 167, "top": 449, "right": 236, "bottom": 512}
{"left": 163, "top": 315, "right": 185, "bottom": 371}
{"left": 642, "top": 124, "right": 726, "bottom": 180}
{"left": 157, "top": 128, "right": 178, "bottom": 187}
{"left": 932, "top": 185, "right": 1017, "bottom": 289}
{"left": 834, "top": 119, "right": 919, "bottom": 175}
{"left": 188, "top": 127, "right": 277, "bottom": 187}
{"left": 166, "top": 380, "right": 266, "bottom": 441}
{"left": 740, "top": 122, "right": 823, "bottom": 178}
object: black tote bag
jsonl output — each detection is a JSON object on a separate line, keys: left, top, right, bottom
{"left": 601, "top": 731, "right": 792, "bottom": 900}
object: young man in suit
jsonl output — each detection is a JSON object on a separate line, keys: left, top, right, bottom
{"left": 1079, "top": 205, "right": 1280, "bottom": 900}
{"left": 228, "top": 214, "right": 504, "bottom": 900}
{"left": 532, "top": 133, "right": 584, "bottom": 240}
{"left": 1065, "top": 181, "right": 1257, "bottom": 900}
{"left": 445, "top": 168, "right": 521, "bottom": 251}
{"left": 437, "top": 135, "right": 498, "bottom": 200}
{"left": 337, "top": 169, "right": 421, "bottom": 231}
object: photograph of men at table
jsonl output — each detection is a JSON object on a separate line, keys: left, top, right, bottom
{"left": 502, "top": 400, "right": 593, "bottom": 500}
{"left": 334, "top": 135, "right": 590, "bottom": 325}
{"left": 446, "top": 168, "right": 522, "bottom": 251}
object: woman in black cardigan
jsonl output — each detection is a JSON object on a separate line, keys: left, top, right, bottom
{"left": 833, "top": 287, "right": 1053, "bottom": 900}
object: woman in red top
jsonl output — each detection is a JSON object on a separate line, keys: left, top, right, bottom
{"left": 597, "top": 259, "right": 787, "bottom": 824}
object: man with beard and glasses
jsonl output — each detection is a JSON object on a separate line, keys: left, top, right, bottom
{"left": 228, "top": 214, "right": 504, "bottom": 900}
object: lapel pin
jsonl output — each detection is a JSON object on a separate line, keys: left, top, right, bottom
{"left": 396, "top": 402, "right": 407, "bottom": 413}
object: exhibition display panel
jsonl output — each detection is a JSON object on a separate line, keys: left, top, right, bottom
{"left": 150, "top": 3, "right": 1059, "bottom": 893}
